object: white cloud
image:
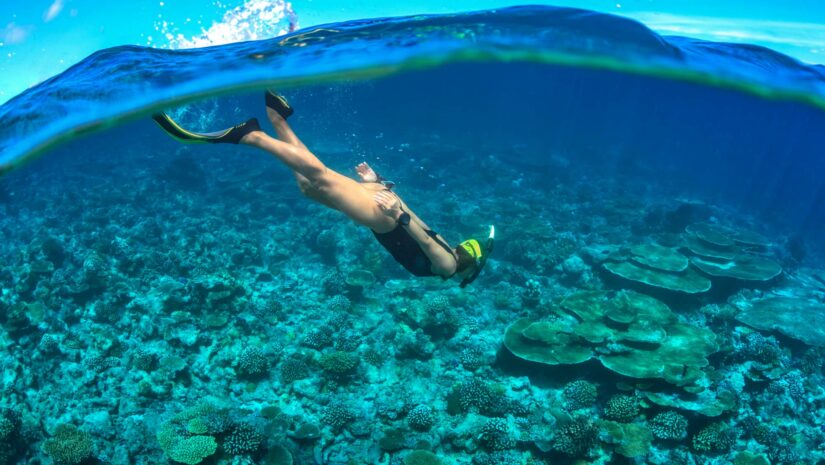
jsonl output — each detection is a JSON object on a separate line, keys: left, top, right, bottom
{"left": 626, "top": 12, "right": 825, "bottom": 63}
{"left": 1, "top": 23, "right": 31, "bottom": 44}
{"left": 43, "top": 0, "right": 65, "bottom": 23}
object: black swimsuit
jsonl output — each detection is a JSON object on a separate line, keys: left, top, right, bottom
{"left": 369, "top": 182, "right": 455, "bottom": 278}
{"left": 373, "top": 225, "right": 455, "bottom": 278}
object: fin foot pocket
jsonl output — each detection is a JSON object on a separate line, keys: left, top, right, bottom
{"left": 265, "top": 90, "right": 294, "bottom": 119}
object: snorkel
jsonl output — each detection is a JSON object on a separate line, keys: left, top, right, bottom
{"left": 459, "top": 225, "right": 495, "bottom": 288}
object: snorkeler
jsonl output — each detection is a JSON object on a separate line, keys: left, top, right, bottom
{"left": 152, "top": 91, "right": 493, "bottom": 287}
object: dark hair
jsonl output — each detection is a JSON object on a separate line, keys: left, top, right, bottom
{"left": 454, "top": 246, "right": 476, "bottom": 273}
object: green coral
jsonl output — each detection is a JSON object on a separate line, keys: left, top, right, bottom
{"left": 733, "top": 294, "right": 825, "bottom": 347}
{"left": 157, "top": 403, "right": 225, "bottom": 464}
{"left": 649, "top": 411, "right": 688, "bottom": 440}
{"left": 603, "top": 242, "right": 710, "bottom": 293}
{"left": 280, "top": 357, "right": 310, "bottom": 383}
{"left": 43, "top": 424, "right": 93, "bottom": 465}
{"left": 682, "top": 223, "right": 781, "bottom": 281}
{"left": 265, "top": 444, "right": 294, "bottom": 465}
{"left": 237, "top": 346, "right": 270, "bottom": 377}
{"left": 692, "top": 422, "right": 737, "bottom": 452}
{"left": 455, "top": 378, "right": 496, "bottom": 413}
{"left": 733, "top": 451, "right": 771, "bottom": 465}
{"left": 404, "top": 450, "right": 442, "bottom": 465}
{"left": 321, "top": 405, "right": 355, "bottom": 430}
{"left": 600, "top": 421, "right": 652, "bottom": 458}
{"left": 0, "top": 411, "right": 25, "bottom": 464}
{"left": 604, "top": 394, "right": 639, "bottom": 423}
{"left": 552, "top": 417, "right": 596, "bottom": 457}
{"left": 0, "top": 417, "right": 15, "bottom": 441}
{"left": 158, "top": 424, "right": 216, "bottom": 465}
{"left": 378, "top": 428, "right": 407, "bottom": 452}
{"left": 690, "top": 255, "right": 781, "bottom": 281}
{"left": 504, "top": 290, "right": 718, "bottom": 388}
{"left": 629, "top": 244, "right": 688, "bottom": 272}
{"left": 320, "top": 351, "right": 359, "bottom": 376}
{"left": 562, "top": 380, "right": 597, "bottom": 410}
{"left": 479, "top": 417, "right": 515, "bottom": 451}
{"left": 407, "top": 405, "right": 434, "bottom": 432}
{"left": 186, "top": 418, "right": 209, "bottom": 435}
{"left": 168, "top": 436, "right": 217, "bottom": 465}
{"left": 223, "top": 421, "right": 263, "bottom": 455}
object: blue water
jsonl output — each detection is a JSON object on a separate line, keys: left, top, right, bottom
{"left": 1, "top": 5, "right": 824, "bottom": 465}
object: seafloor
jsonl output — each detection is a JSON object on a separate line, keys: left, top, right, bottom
{"left": 0, "top": 114, "right": 824, "bottom": 465}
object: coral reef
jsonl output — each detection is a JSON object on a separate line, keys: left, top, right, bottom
{"left": 1, "top": 121, "right": 823, "bottom": 465}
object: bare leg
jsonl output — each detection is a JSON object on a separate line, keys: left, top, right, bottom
{"left": 266, "top": 107, "right": 309, "bottom": 152}
{"left": 260, "top": 108, "right": 344, "bottom": 210}
{"left": 240, "top": 129, "right": 385, "bottom": 229}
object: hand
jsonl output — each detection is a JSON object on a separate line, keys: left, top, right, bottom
{"left": 355, "top": 162, "right": 379, "bottom": 182}
{"left": 373, "top": 190, "right": 402, "bottom": 219}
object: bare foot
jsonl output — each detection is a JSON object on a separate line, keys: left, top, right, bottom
{"left": 356, "top": 162, "right": 378, "bottom": 182}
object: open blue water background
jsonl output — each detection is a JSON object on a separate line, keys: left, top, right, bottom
{"left": 0, "top": 5, "right": 824, "bottom": 465}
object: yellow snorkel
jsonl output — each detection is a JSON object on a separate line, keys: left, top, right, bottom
{"left": 459, "top": 225, "right": 495, "bottom": 288}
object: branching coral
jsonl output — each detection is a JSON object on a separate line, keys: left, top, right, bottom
{"left": 604, "top": 394, "right": 639, "bottom": 423}
{"left": 692, "top": 422, "right": 737, "bottom": 452}
{"left": 222, "top": 421, "right": 263, "bottom": 455}
{"left": 562, "top": 380, "right": 597, "bottom": 410}
{"left": 322, "top": 405, "right": 354, "bottom": 431}
{"left": 407, "top": 405, "right": 435, "bottom": 432}
{"left": 43, "top": 424, "right": 93, "bottom": 465}
{"left": 649, "top": 411, "right": 688, "bottom": 440}
{"left": 280, "top": 357, "right": 310, "bottom": 383}
{"left": 237, "top": 346, "right": 270, "bottom": 377}
{"left": 552, "top": 417, "right": 596, "bottom": 457}
{"left": 319, "top": 351, "right": 359, "bottom": 378}
{"left": 479, "top": 417, "right": 515, "bottom": 451}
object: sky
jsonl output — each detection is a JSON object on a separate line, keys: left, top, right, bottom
{"left": 1, "top": 0, "right": 825, "bottom": 104}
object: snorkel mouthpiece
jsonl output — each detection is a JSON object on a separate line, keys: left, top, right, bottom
{"left": 459, "top": 225, "right": 495, "bottom": 288}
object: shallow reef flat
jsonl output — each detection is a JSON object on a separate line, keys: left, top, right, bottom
{"left": 0, "top": 137, "right": 823, "bottom": 465}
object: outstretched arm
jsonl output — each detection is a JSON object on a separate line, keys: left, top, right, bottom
{"left": 373, "top": 190, "right": 457, "bottom": 277}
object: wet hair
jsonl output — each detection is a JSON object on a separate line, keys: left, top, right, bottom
{"left": 454, "top": 246, "right": 476, "bottom": 273}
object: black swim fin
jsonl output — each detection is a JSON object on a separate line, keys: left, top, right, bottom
{"left": 265, "top": 90, "right": 294, "bottom": 119}
{"left": 152, "top": 113, "right": 261, "bottom": 144}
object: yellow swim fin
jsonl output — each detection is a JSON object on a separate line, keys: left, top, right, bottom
{"left": 152, "top": 113, "right": 260, "bottom": 144}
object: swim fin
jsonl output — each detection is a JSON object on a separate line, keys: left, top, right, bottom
{"left": 265, "top": 90, "right": 294, "bottom": 119}
{"left": 152, "top": 113, "right": 261, "bottom": 144}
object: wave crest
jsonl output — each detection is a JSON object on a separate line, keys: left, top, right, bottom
{"left": 154, "top": 0, "right": 298, "bottom": 50}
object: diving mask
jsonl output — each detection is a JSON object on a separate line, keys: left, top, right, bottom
{"left": 459, "top": 225, "right": 495, "bottom": 288}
